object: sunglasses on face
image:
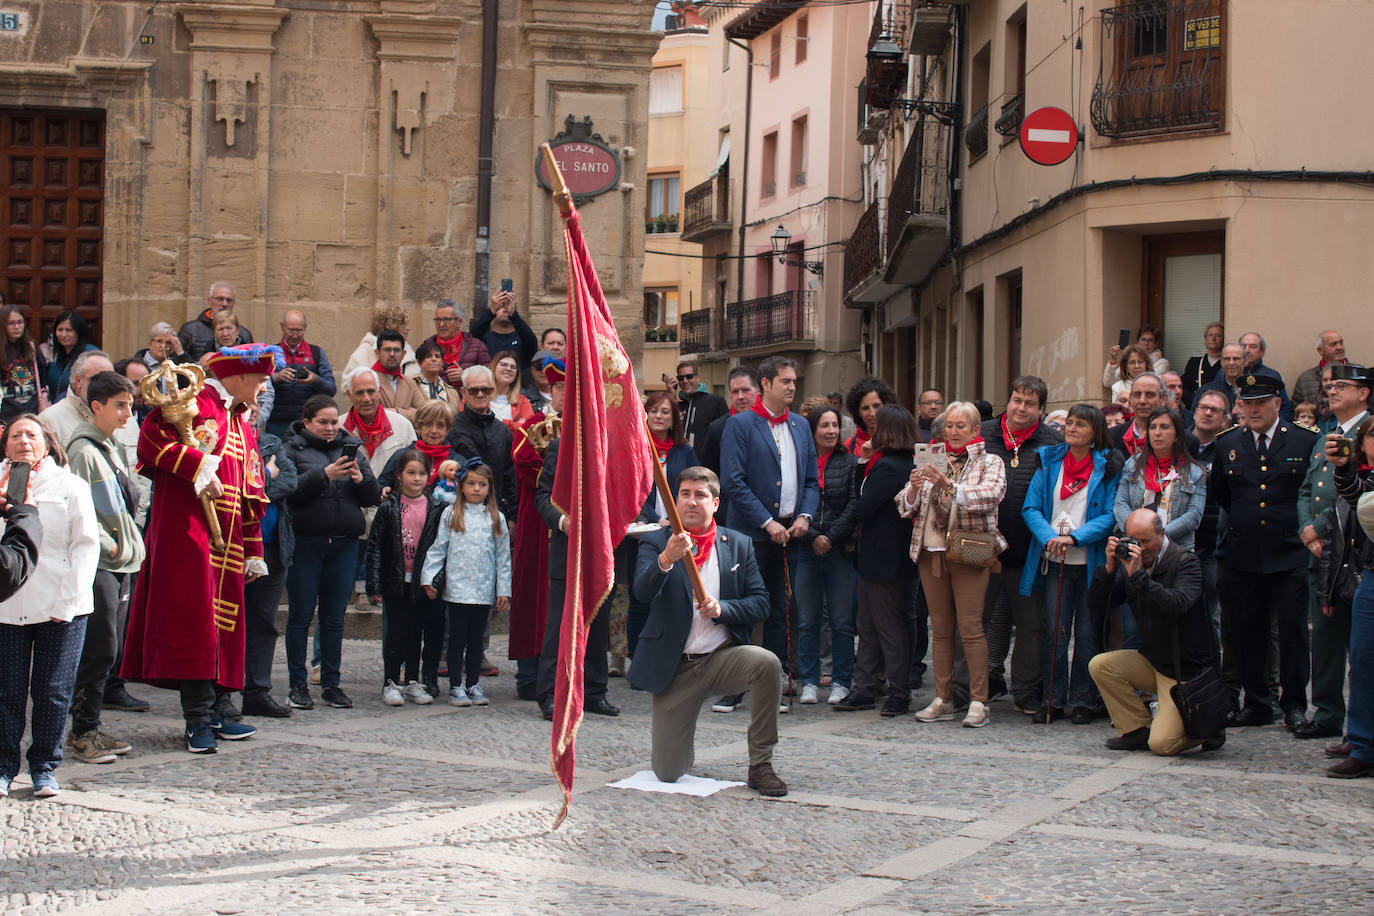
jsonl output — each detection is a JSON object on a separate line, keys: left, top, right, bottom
{"left": 466, "top": 386, "right": 494, "bottom": 396}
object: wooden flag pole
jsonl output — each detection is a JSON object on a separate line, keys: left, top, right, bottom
{"left": 540, "top": 143, "right": 573, "bottom": 216}
{"left": 644, "top": 418, "right": 709, "bottom": 606}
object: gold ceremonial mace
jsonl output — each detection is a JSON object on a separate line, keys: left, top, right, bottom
{"left": 140, "top": 361, "right": 227, "bottom": 553}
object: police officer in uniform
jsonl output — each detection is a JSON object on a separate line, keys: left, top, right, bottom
{"left": 1210, "top": 375, "right": 1319, "bottom": 728}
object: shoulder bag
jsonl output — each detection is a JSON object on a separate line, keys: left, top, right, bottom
{"left": 1169, "top": 621, "right": 1229, "bottom": 740}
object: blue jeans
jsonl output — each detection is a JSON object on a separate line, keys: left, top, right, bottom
{"left": 1040, "top": 563, "right": 1100, "bottom": 709}
{"left": 793, "top": 549, "right": 857, "bottom": 688}
{"left": 285, "top": 535, "right": 356, "bottom": 689}
{"left": 1347, "top": 575, "right": 1374, "bottom": 764}
{"left": 0, "top": 617, "right": 88, "bottom": 781}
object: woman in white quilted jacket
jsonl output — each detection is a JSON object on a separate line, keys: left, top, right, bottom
{"left": 0, "top": 414, "right": 100, "bottom": 799}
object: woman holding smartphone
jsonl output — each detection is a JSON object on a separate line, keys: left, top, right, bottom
{"left": 283, "top": 395, "right": 381, "bottom": 711}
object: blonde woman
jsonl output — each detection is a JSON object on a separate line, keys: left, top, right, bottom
{"left": 897, "top": 401, "right": 1008, "bottom": 728}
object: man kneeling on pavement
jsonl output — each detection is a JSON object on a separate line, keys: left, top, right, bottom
{"left": 629, "top": 466, "right": 788, "bottom": 796}
{"left": 1087, "top": 508, "right": 1223, "bottom": 755}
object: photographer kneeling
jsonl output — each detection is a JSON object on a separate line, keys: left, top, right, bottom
{"left": 1087, "top": 508, "right": 1222, "bottom": 754}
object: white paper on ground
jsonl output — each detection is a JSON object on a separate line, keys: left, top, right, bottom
{"left": 608, "top": 770, "right": 744, "bottom": 797}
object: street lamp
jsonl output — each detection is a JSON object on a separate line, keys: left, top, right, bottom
{"left": 768, "top": 225, "right": 824, "bottom": 278}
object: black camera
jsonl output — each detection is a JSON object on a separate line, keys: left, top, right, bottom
{"left": 293, "top": 366, "right": 308, "bottom": 380}
{"left": 1115, "top": 536, "right": 1139, "bottom": 560}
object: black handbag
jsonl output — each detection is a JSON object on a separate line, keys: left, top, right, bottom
{"left": 1169, "top": 623, "right": 1229, "bottom": 740}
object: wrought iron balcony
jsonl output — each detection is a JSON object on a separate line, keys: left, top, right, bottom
{"left": 994, "top": 92, "right": 1024, "bottom": 138}
{"left": 1090, "top": 0, "right": 1224, "bottom": 139}
{"left": 681, "top": 173, "right": 732, "bottom": 242}
{"left": 885, "top": 114, "right": 951, "bottom": 286}
{"left": 843, "top": 199, "right": 900, "bottom": 306}
{"left": 964, "top": 103, "right": 988, "bottom": 158}
{"left": 678, "top": 308, "right": 713, "bottom": 355}
{"left": 723, "top": 289, "right": 816, "bottom": 352}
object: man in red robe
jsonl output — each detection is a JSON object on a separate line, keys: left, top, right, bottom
{"left": 509, "top": 359, "right": 564, "bottom": 699}
{"left": 121, "top": 344, "right": 277, "bottom": 754}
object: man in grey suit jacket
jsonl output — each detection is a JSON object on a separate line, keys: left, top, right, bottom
{"left": 630, "top": 466, "right": 787, "bottom": 796}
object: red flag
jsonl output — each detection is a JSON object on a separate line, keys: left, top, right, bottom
{"left": 550, "top": 205, "right": 653, "bottom": 828}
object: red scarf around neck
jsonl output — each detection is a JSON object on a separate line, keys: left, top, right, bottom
{"left": 751, "top": 400, "right": 787, "bottom": 426}
{"left": 1001, "top": 416, "right": 1036, "bottom": 453}
{"left": 649, "top": 432, "right": 675, "bottom": 460}
{"left": 281, "top": 339, "right": 312, "bottom": 365}
{"left": 817, "top": 449, "right": 833, "bottom": 490}
{"left": 945, "top": 435, "right": 984, "bottom": 457}
{"left": 1059, "top": 449, "right": 1094, "bottom": 500}
{"left": 372, "top": 359, "right": 403, "bottom": 379}
{"left": 1121, "top": 421, "right": 1145, "bottom": 456}
{"left": 435, "top": 332, "right": 464, "bottom": 367}
{"left": 1143, "top": 452, "right": 1175, "bottom": 494}
{"left": 848, "top": 428, "right": 870, "bottom": 454}
{"left": 415, "top": 439, "right": 451, "bottom": 484}
{"left": 688, "top": 520, "right": 717, "bottom": 570}
{"left": 343, "top": 408, "right": 392, "bottom": 460}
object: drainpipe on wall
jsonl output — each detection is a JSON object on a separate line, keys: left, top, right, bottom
{"left": 473, "top": 0, "right": 499, "bottom": 313}
{"left": 726, "top": 35, "right": 753, "bottom": 322}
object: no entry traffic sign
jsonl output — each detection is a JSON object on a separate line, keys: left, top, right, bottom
{"left": 1019, "top": 106, "right": 1079, "bottom": 166}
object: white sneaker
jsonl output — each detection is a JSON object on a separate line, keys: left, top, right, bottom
{"left": 800, "top": 684, "right": 820, "bottom": 705}
{"left": 382, "top": 681, "right": 404, "bottom": 707}
{"left": 962, "top": 700, "right": 990, "bottom": 728}
{"left": 828, "top": 684, "right": 850, "bottom": 705}
{"left": 915, "top": 698, "right": 957, "bottom": 722}
{"left": 448, "top": 686, "right": 471, "bottom": 707}
{"left": 467, "top": 684, "right": 490, "bottom": 706}
{"left": 403, "top": 682, "right": 433, "bottom": 705}
{"left": 778, "top": 700, "right": 790, "bottom": 714}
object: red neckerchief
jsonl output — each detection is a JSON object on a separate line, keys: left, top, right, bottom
{"left": 414, "top": 439, "right": 451, "bottom": 484}
{"left": 688, "top": 521, "right": 717, "bottom": 570}
{"left": 1319, "top": 358, "right": 1346, "bottom": 369}
{"left": 1361, "top": 464, "right": 1374, "bottom": 473}
{"left": 817, "top": 449, "right": 833, "bottom": 491}
{"left": 863, "top": 450, "right": 890, "bottom": 478}
{"left": 343, "top": 408, "right": 392, "bottom": 460}
{"left": 1060, "top": 449, "right": 1094, "bottom": 500}
{"left": 945, "top": 435, "right": 984, "bottom": 457}
{"left": 280, "top": 339, "right": 312, "bottom": 365}
{"left": 1143, "top": 452, "right": 1175, "bottom": 494}
{"left": 1001, "top": 416, "right": 1036, "bottom": 453}
{"left": 751, "top": 400, "right": 787, "bottom": 426}
{"left": 847, "top": 428, "right": 870, "bottom": 457}
{"left": 372, "top": 359, "right": 403, "bottom": 379}
{"left": 649, "top": 432, "right": 675, "bottom": 460}
{"left": 435, "top": 332, "right": 465, "bottom": 367}
{"left": 1121, "top": 421, "right": 1144, "bottom": 456}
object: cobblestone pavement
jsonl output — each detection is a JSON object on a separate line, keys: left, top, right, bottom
{"left": 5, "top": 637, "right": 1374, "bottom": 914}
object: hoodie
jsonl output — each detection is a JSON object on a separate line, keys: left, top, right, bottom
{"left": 66, "top": 421, "right": 146, "bottom": 573}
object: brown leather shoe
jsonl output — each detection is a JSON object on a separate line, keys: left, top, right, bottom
{"left": 747, "top": 762, "right": 788, "bottom": 797}
{"left": 1325, "top": 756, "right": 1374, "bottom": 779}
{"left": 1325, "top": 741, "right": 1353, "bottom": 759}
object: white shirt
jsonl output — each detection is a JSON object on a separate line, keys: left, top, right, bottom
{"left": 1253, "top": 416, "right": 1281, "bottom": 451}
{"left": 1051, "top": 464, "right": 1090, "bottom": 566}
{"left": 682, "top": 545, "right": 728, "bottom": 655}
{"left": 763, "top": 408, "right": 799, "bottom": 519}
{"left": 1336, "top": 410, "right": 1368, "bottom": 437}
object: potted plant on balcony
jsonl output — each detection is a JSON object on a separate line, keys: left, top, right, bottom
{"left": 645, "top": 218, "right": 656, "bottom": 234}
{"left": 664, "top": 325, "right": 677, "bottom": 342}
{"left": 655, "top": 215, "right": 668, "bottom": 234}
{"left": 665, "top": 213, "right": 679, "bottom": 233}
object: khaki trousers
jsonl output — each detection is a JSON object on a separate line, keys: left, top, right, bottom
{"left": 919, "top": 552, "right": 991, "bottom": 704}
{"left": 1088, "top": 649, "right": 1200, "bottom": 756}
{"left": 651, "top": 644, "right": 781, "bottom": 783}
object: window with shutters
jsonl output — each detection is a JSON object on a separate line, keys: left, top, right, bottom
{"left": 649, "top": 66, "right": 684, "bottom": 115}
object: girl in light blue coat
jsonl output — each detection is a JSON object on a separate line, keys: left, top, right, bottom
{"left": 1113, "top": 407, "right": 1206, "bottom": 551}
{"left": 421, "top": 459, "right": 511, "bottom": 707}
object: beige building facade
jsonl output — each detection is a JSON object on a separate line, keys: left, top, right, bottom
{"left": 679, "top": 0, "right": 869, "bottom": 400}
{"left": 847, "top": 0, "right": 1374, "bottom": 411}
{"left": 0, "top": 0, "right": 659, "bottom": 366}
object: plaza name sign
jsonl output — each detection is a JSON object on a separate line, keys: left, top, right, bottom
{"left": 535, "top": 115, "right": 621, "bottom": 203}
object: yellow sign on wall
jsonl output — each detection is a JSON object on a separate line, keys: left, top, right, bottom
{"left": 1184, "top": 16, "right": 1221, "bottom": 51}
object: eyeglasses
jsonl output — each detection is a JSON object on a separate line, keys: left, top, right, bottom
{"left": 1195, "top": 404, "right": 1227, "bottom": 415}
{"left": 465, "top": 386, "right": 494, "bottom": 396}
{"left": 209, "top": 295, "right": 235, "bottom": 304}
{"left": 1326, "top": 381, "right": 1362, "bottom": 394}
{"left": 434, "top": 317, "right": 459, "bottom": 324}
{"left": 676, "top": 373, "right": 696, "bottom": 381}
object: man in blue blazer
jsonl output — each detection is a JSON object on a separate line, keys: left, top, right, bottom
{"left": 716, "top": 357, "right": 819, "bottom": 711}
{"left": 630, "top": 467, "right": 787, "bottom": 796}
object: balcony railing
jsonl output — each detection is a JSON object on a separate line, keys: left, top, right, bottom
{"left": 724, "top": 289, "right": 816, "bottom": 351}
{"left": 964, "top": 103, "right": 988, "bottom": 158}
{"left": 887, "top": 115, "right": 951, "bottom": 259}
{"left": 844, "top": 199, "right": 884, "bottom": 296}
{"left": 1090, "top": 0, "right": 1225, "bottom": 139}
{"left": 678, "top": 309, "right": 712, "bottom": 354}
{"left": 994, "top": 92, "right": 1024, "bottom": 138}
{"left": 681, "top": 173, "right": 732, "bottom": 242}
